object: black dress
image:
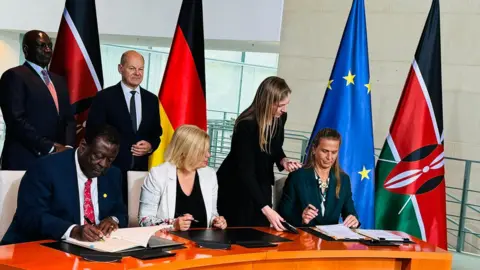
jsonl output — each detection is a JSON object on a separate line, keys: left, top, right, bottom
{"left": 217, "top": 113, "right": 287, "bottom": 226}
{"left": 174, "top": 172, "right": 208, "bottom": 228}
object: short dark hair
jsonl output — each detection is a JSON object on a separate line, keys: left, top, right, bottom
{"left": 85, "top": 125, "right": 120, "bottom": 146}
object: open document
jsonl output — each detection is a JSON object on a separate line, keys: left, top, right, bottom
{"left": 355, "top": 229, "right": 406, "bottom": 241}
{"left": 65, "top": 225, "right": 172, "bottom": 253}
{"left": 314, "top": 224, "right": 365, "bottom": 240}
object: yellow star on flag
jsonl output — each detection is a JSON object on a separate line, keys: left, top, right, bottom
{"left": 327, "top": 79, "right": 334, "bottom": 90}
{"left": 343, "top": 70, "right": 356, "bottom": 86}
{"left": 358, "top": 166, "right": 371, "bottom": 181}
{"left": 364, "top": 82, "right": 371, "bottom": 93}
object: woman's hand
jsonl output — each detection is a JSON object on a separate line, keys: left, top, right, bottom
{"left": 302, "top": 204, "right": 319, "bottom": 225}
{"left": 174, "top": 214, "right": 194, "bottom": 231}
{"left": 262, "top": 206, "right": 286, "bottom": 231}
{"left": 280, "top": 158, "right": 302, "bottom": 172}
{"left": 212, "top": 216, "right": 227, "bottom": 229}
{"left": 343, "top": 215, "right": 359, "bottom": 228}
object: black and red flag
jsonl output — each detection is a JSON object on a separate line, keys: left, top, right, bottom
{"left": 50, "top": 0, "right": 103, "bottom": 145}
{"left": 375, "top": 0, "right": 446, "bottom": 249}
{"left": 149, "top": 0, "right": 207, "bottom": 168}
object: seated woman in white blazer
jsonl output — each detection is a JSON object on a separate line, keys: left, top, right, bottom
{"left": 138, "top": 124, "right": 227, "bottom": 231}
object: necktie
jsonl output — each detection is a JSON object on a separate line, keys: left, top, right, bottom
{"left": 84, "top": 178, "right": 95, "bottom": 225}
{"left": 40, "top": 70, "right": 59, "bottom": 113}
{"left": 130, "top": 91, "right": 137, "bottom": 133}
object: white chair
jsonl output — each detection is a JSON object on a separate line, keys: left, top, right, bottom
{"left": 0, "top": 171, "right": 25, "bottom": 240}
{"left": 273, "top": 176, "right": 287, "bottom": 211}
{"left": 127, "top": 171, "right": 148, "bottom": 227}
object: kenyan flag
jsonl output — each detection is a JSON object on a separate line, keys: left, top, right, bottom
{"left": 375, "top": 0, "right": 447, "bottom": 249}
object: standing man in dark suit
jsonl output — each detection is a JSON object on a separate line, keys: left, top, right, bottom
{"left": 0, "top": 30, "right": 76, "bottom": 170}
{"left": 1, "top": 125, "right": 127, "bottom": 245}
{"left": 87, "top": 50, "right": 162, "bottom": 206}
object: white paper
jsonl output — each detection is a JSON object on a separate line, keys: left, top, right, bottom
{"left": 65, "top": 224, "right": 171, "bottom": 252}
{"left": 355, "top": 229, "right": 406, "bottom": 241}
{"left": 66, "top": 237, "right": 139, "bottom": 253}
{"left": 315, "top": 224, "right": 364, "bottom": 240}
{"left": 110, "top": 225, "right": 169, "bottom": 247}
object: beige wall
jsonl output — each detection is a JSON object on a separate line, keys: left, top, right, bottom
{"left": 278, "top": 0, "right": 480, "bottom": 252}
{"left": 0, "top": 31, "right": 20, "bottom": 74}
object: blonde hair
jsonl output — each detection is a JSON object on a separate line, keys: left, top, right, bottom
{"left": 305, "top": 128, "right": 343, "bottom": 198}
{"left": 164, "top": 125, "right": 210, "bottom": 170}
{"left": 235, "top": 76, "right": 291, "bottom": 153}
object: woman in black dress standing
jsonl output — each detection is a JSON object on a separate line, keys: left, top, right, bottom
{"left": 217, "top": 76, "right": 302, "bottom": 231}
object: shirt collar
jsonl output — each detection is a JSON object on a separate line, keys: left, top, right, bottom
{"left": 26, "top": 60, "right": 47, "bottom": 74}
{"left": 75, "top": 149, "right": 90, "bottom": 184}
{"left": 120, "top": 81, "right": 140, "bottom": 95}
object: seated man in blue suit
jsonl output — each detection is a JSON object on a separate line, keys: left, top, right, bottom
{"left": 2, "top": 125, "right": 127, "bottom": 245}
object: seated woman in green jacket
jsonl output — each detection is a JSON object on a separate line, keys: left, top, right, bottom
{"left": 278, "top": 128, "right": 359, "bottom": 228}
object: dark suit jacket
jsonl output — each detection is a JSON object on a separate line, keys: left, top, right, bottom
{"left": 1, "top": 149, "right": 127, "bottom": 245}
{"left": 216, "top": 113, "right": 287, "bottom": 226}
{"left": 86, "top": 83, "right": 161, "bottom": 172}
{"left": 0, "top": 63, "right": 76, "bottom": 170}
{"left": 278, "top": 167, "right": 358, "bottom": 227}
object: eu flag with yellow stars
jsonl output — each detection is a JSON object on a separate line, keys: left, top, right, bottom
{"left": 308, "top": 0, "right": 375, "bottom": 228}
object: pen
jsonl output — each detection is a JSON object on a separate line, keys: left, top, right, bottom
{"left": 177, "top": 213, "right": 199, "bottom": 223}
{"left": 84, "top": 216, "right": 94, "bottom": 225}
{"left": 84, "top": 216, "right": 105, "bottom": 241}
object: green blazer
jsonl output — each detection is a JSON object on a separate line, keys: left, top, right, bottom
{"left": 278, "top": 167, "right": 358, "bottom": 227}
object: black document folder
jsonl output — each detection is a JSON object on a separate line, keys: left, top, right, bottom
{"left": 42, "top": 240, "right": 185, "bottom": 260}
{"left": 170, "top": 228, "right": 291, "bottom": 245}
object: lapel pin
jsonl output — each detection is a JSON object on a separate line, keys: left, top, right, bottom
{"left": 103, "top": 193, "right": 108, "bottom": 198}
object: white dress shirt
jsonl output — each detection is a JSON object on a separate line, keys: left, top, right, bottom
{"left": 121, "top": 81, "right": 142, "bottom": 130}
{"left": 62, "top": 150, "right": 100, "bottom": 239}
{"left": 26, "top": 60, "right": 50, "bottom": 83}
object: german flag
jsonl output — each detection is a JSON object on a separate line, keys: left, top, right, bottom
{"left": 149, "top": 0, "right": 207, "bottom": 168}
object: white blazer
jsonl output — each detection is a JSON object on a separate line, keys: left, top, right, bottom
{"left": 138, "top": 162, "right": 219, "bottom": 227}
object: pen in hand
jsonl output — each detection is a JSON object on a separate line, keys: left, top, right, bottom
{"left": 177, "top": 213, "right": 199, "bottom": 223}
{"left": 84, "top": 216, "right": 105, "bottom": 241}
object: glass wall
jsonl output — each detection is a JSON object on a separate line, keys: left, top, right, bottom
{"left": 100, "top": 44, "right": 279, "bottom": 119}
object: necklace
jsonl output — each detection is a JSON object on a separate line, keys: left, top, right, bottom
{"left": 314, "top": 169, "right": 329, "bottom": 190}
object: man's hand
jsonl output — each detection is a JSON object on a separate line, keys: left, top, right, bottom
{"left": 97, "top": 217, "right": 119, "bottom": 237}
{"left": 70, "top": 224, "right": 104, "bottom": 242}
{"left": 53, "top": 143, "right": 68, "bottom": 153}
{"left": 131, "top": 140, "right": 152, "bottom": 156}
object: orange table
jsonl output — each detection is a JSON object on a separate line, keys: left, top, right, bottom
{"left": 0, "top": 227, "right": 452, "bottom": 270}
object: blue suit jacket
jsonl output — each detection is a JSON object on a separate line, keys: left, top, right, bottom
{"left": 0, "top": 63, "right": 76, "bottom": 170}
{"left": 1, "top": 149, "right": 127, "bottom": 245}
{"left": 278, "top": 167, "right": 358, "bottom": 227}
